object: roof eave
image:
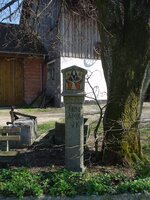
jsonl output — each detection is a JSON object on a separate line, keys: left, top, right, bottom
{"left": 0, "top": 51, "right": 47, "bottom": 57}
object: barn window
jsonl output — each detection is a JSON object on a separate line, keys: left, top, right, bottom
{"left": 47, "top": 60, "right": 55, "bottom": 80}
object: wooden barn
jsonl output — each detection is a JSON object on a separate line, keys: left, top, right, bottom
{"left": 20, "top": 0, "right": 106, "bottom": 106}
{"left": 0, "top": 23, "right": 47, "bottom": 106}
{"left": 0, "top": 0, "right": 106, "bottom": 107}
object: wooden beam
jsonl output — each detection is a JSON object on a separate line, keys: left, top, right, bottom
{"left": 0, "top": 151, "right": 19, "bottom": 157}
{"left": 0, "top": 127, "right": 21, "bottom": 133}
{"left": 0, "top": 135, "right": 20, "bottom": 141}
{"left": 10, "top": 111, "right": 37, "bottom": 120}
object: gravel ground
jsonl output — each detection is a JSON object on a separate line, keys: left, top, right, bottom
{"left": 0, "top": 103, "right": 150, "bottom": 126}
{"left": 0, "top": 105, "right": 100, "bottom": 126}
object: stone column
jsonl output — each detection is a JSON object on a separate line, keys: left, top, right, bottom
{"left": 62, "top": 66, "right": 87, "bottom": 172}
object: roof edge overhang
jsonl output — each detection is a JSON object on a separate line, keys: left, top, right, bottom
{"left": 0, "top": 51, "right": 47, "bottom": 57}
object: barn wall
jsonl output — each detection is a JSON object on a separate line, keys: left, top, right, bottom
{"left": 24, "top": 58, "right": 46, "bottom": 105}
{"left": 24, "top": 0, "right": 100, "bottom": 60}
{"left": 60, "top": 6, "right": 100, "bottom": 59}
{"left": 0, "top": 56, "right": 24, "bottom": 106}
{"left": 20, "top": 0, "right": 102, "bottom": 107}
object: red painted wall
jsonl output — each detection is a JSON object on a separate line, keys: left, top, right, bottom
{"left": 24, "top": 57, "right": 46, "bottom": 105}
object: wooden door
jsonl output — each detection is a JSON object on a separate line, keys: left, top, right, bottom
{"left": 0, "top": 57, "right": 24, "bottom": 106}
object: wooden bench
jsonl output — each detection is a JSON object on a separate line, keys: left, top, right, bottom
{"left": 0, "top": 127, "right": 21, "bottom": 160}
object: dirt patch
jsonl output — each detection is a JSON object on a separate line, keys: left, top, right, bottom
{"left": 0, "top": 132, "right": 135, "bottom": 178}
{"left": 0, "top": 105, "right": 101, "bottom": 172}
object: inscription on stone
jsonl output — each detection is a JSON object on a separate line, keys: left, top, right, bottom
{"left": 66, "top": 105, "right": 81, "bottom": 128}
{"left": 66, "top": 106, "right": 80, "bottom": 119}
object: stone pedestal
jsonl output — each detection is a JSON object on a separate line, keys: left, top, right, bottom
{"left": 62, "top": 66, "right": 87, "bottom": 172}
{"left": 64, "top": 96, "right": 85, "bottom": 172}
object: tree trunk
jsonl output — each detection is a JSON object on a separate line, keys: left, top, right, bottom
{"left": 96, "top": 1, "right": 150, "bottom": 165}
{"left": 102, "top": 85, "right": 142, "bottom": 165}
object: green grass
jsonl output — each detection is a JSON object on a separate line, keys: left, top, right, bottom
{"left": 37, "top": 122, "right": 55, "bottom": 136}
{"left": 140, "top": 123, "right": 150, "bottom": 160}
{"left": 18, "top": 107, "right": 64, "bottom": 114}
{"left": 0, "top": 107, "right": 64, "bottom": 117}
{"left": 89, "top": 121, "right": 103, "bottom": 135}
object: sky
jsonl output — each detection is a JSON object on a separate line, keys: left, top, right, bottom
{"left": 0, "top": 0, "right": 23, "bottom": 24}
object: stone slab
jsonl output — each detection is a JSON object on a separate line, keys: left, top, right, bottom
{"left": 13, "top": 117, "right": 38, "bottom": 147}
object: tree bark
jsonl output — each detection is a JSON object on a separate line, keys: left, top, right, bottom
{"left": 96, "top": 1, "right": 150, "bottom": 165}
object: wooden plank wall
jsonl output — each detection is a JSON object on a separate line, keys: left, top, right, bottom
{"left": 24, "top": 0, "right": 100, "bottom": 60}
{"left": 0, "top": 57, "right": 23, "bottom": 106}
{"left": 60, "top": 5, "right": 100, "bottom": 59}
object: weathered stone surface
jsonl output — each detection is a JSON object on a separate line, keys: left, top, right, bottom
{"left": 65, "top": 103, "right": 85, "bottom": 172}
{"left": 54, "top": 121, "right": 65, "bottom": 144}
{"left": 13, "top": 117, "right": 37, "bottom": 147}
{"left": 53, "top": 119, "right": 89, "bottom": 145}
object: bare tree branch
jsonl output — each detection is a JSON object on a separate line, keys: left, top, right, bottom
{"left": 0, "top": 0, "right": 19, "bottom": 13}
{"left": 1, "top": 1, "right": 22, "bottom": 22}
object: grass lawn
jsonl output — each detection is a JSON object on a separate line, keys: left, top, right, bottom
{"left": 140, "top": 123, "right": 150, "bottom": 160}
{"left": 37, "top": 121, "right": 55, "bottom": 135}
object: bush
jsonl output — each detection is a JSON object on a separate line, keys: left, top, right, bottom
{"left": 47, "top": 169, "right": 78, "bottom": 196}
{"left": 117, "top": 178, "right": 150, "bottom": 193}
{"left": 0, "top": 168, "right": 43, "bottom": 198}
{"left": 0, "top": 168, "right": 150, "bottom": 198}
{"left": 84, "top": 173, "right": 128, "bottom": 195}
